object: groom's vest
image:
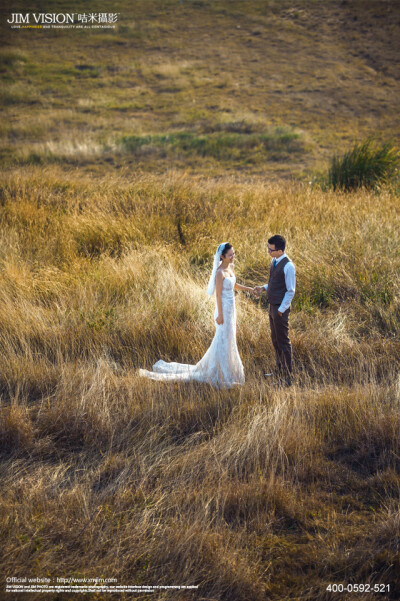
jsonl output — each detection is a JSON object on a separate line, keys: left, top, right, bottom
{"left": 267, "top": 256, "right": 291, "bottom": 305}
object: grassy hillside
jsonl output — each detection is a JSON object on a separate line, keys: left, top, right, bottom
{"left": 1, "top": 1, "right": 400, "bottom": 600}
{"left": 1, "top": 0, "right": 400, "bottom": 177}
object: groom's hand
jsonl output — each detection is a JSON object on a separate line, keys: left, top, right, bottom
{"left": 253, "top": 286, "right": 264, "bottom": 296}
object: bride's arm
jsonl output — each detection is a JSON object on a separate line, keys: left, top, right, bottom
{"left": 215, "top": 270, "right": 224, "bottom": 324}
{"left": 234, "top": 282, "right": 254, "bottom": 293}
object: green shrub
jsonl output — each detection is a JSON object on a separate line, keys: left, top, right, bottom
{"left": 328, "top": 139, "right": 399, "bottom": 191}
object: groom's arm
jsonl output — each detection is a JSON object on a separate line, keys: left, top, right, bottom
{"left": 278, "top": 263, "right": 296, "bottom": 314}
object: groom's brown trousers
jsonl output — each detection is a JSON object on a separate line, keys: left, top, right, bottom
{"left": 269, "top": 304, "right": 292, "bottom": 382}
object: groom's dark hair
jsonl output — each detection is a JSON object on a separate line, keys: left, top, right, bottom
{"left": 268, "top": 235, "right": 285, "bottom": 251}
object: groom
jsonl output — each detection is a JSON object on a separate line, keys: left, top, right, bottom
{"left": 254, "top": 235, "right": 296, "bottom": 386}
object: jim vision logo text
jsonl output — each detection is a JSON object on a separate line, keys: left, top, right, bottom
{"left": 7, "top": 13, "right": 77, "bottom": 24}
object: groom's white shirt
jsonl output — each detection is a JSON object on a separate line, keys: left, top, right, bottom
{"left": 263, "top": 253, "right": 296, "bottom": 313}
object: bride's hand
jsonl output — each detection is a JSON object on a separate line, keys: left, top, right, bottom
{"left": 216, "top": 314, "right": 223, "bottom": 325}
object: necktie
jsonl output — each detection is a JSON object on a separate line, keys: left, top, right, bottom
{"left": 273, "top": 259, "right": 277, "bottom": 269}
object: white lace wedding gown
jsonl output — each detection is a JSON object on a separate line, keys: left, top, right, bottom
{"left": 138, "top": 273, "right": 245, "bottom": 388}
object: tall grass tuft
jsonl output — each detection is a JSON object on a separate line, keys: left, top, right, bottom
{"left": 328, "top": 138, "right": 399, "bottom": 191}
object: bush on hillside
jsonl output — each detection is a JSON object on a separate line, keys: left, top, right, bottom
{"left": 328, "top": 138, "right": 399, "bottom": 191}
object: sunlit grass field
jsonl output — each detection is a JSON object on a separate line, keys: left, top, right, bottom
{"left": 1, "top": 1, "right": 400, "bottom": 600}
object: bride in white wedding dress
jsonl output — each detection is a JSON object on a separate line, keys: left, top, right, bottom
{"left": 138, "top": 242, "right": 254, "bottom": 388}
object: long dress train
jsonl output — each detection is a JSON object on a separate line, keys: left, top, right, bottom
{"left": 138, "top": 273, "right": 245, "bottom": 388}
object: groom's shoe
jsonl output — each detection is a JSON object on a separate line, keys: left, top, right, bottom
{"left": 264, "top": 367, "right": 281, "bottom": 379}
{"left": 264, "top": 369, "right": 293, "bottom": 387}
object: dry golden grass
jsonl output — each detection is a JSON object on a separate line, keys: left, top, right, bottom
{"left": 0, "top": 166, "right": 399, "bottom": 599}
